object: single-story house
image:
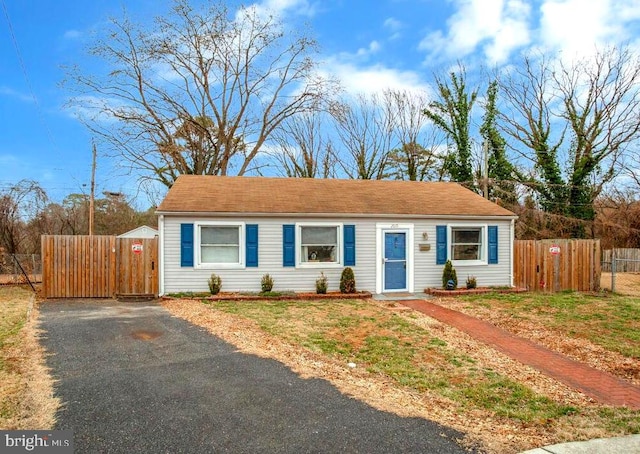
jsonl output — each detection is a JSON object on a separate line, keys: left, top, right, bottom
{"left": 117, "top": 225, "right": 159, "bottom": 239}
{"left": 156, "top": 175, "right": 518, "bottom": 295}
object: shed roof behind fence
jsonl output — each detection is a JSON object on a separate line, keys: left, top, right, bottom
{"left": 157, "top": 175, "right": 517, "bottom": 218}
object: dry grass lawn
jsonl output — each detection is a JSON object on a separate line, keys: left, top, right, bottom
{"left": 441, "top": 291, "right": 640, "bottom": 383}
{"left": 162, "top": 296, "right": 640, "bottom": 454}
{"left": 601, "top": 272, "right": 640, "bottom": 296}
{"left": 0, "top": 286, "right": 59, "bottom": 430}
{"left": 4, "top": 283, "right": 636, "bottom": 452}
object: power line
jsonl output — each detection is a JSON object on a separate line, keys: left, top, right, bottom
{"left": 1, "top": 0, "right": 58, "bottom": 152}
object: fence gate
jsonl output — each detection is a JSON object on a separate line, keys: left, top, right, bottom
{"left": 41, "top": 235, "right": 158, "bottom": 298}
{"left": 514, "top": 239, "right": 601, "bottom": 292}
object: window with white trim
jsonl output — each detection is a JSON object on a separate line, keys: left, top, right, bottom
{"left": 197, "top": 223, "right": 243, "bottom": 266}
{"left": 450, "top": 226, "right": 484, "bottom": 261}
{"left": 299, "top": 224, "right": 340, "bottom": 264}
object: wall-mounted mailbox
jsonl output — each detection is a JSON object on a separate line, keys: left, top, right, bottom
{"left": 419, "top": 243, "right": 431, "bottom": 252}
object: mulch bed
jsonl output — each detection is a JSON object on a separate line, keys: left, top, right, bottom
{"left": 162, "top": 291, "right": 372, "bottom": 302}
{"left": 424, "top": 287, "right": 528, "bottom": 297}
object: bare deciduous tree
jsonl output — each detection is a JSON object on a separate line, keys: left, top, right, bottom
{"left": 0, "top": 180, "right": 47, "bottom": 254}
{"left": 66, "top": 0, "right": 338, "bottom": 187}
{"left": 331, "top": 93, "right": 395, "bottom": 180}
{"left": 594, "top": 189, "right": 640, "bottom": 248}
{"left": 384, "top": 89, "right": 443, "bottom": 181}
{"left": 31, "top": 192, "right": 154, "bottom": 241}
{"left": 270, "top": 111, "right": 336, "bottom": 178}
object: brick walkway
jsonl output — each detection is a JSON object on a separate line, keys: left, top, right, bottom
{"left": 400, "top": 299, "right": 640, "bottom": 410}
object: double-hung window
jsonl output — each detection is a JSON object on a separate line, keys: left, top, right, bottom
{"left": 299, "top": 224, "right": 340, "bottom": 264}
{"left": 197, "top": 223, "right": 244, "bottom": 267}
{"left": 450, "top": 226, "right": 485, "bottom": 263}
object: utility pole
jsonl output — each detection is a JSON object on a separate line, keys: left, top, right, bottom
{"left": 89, "top": 142, "right": 97, "bottom": 235}
{"left": 483, "top": 139, "right": 489, "bottom": 200}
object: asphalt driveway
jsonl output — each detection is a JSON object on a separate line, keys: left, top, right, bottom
{"left": 39, "top": 300, "right": 474, "bottom": 453}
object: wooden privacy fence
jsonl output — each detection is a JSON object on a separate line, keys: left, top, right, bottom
{"left": 602, "top": 248, "right": 640, "bottom": 272}
{"left": 41, "top": 235, "right": 158, "bottom": 298}
{"left": 514, "top": 239, "right": 601, "bottom": 292}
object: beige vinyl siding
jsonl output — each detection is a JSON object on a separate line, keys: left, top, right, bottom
{"left": 161, "top": 216, "right": 513, "bottom": 294}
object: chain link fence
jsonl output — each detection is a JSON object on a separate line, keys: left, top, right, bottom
{"left": 601, "top": 252, "right": 640, "bottom": 295}
{"left": 0, "top": 254, "right": 42, "bottom": 286}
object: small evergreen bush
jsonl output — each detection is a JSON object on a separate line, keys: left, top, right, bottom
{"left": 466, "top": 275, "right": 477, "bottom": 289}
{"left": 261, "top": 274, "right": 274, "bottom": 293}
{"left": 316, "top": 272, "right": 328, "bottom": 294}
{"left": 208, "top": 273, "right": 222, "bottom": 295}
{"left": 259, "top": 291, "right": 281, "bottom": 297}
{"left": 442, "top": 260, "right": 457, "bottom": 290}
{"left": 340, "top": 267, "right": 356, "bottom": 293}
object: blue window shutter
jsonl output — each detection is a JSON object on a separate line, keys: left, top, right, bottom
{"left": 283, "top": 224, "right": 295, "bottom": 267}
{"left": 180, "top": 223, "right": 194, "bottom": 267}
{"left": 246, "top": 224, "right": 258, "bottom": 267}
{"left": 343, "top": 225, "right": 356, "bottom": 266}
{"left": 436, "top": 225, "right": 447, "bottom": 265}
{"left": 488, "top": 225, "right": 498, "bottom": 264}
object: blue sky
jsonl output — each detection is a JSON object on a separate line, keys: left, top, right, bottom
{"left": 2, "top": 0, "right": 640, "bottom": 207}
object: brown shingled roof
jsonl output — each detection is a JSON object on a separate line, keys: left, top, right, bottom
{"left": 157, "top": 175, "right": 516, "bottom": 217}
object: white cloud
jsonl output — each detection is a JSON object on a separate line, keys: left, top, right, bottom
{"left": 249, "top": 0, "right": 317, "bottom": 18}
{"left": 419, "top": 0, "right": 531, "bottom": 64}
{"left": 63, "top": 29, "right": 82, "bottom": 40}
{"left": 419, "top": 29, "right": 447, "bottom": 60}
{"left": 539, "top": 0, "right": 640, "bottom": 57}
{"left": 356, "top": 40, "right": 381, "bottom": 57}
{"left": 383, "top": 17, "right": 403, "bottom": 32}
{"left": 486, "top": 2, "right": 531, "bottom": 62}
{"left": 421, "top": 0, "right": 640, "bottom": 66}
{"left": 383, "top": 17, "right": 403, "bottom": 40}
{"left": 0, "top": 86, "right": 34, "bottom": 103}
{"left": 64, "top": 95, "right": 136, "bottom": 124}
{"left": 334, "top": 40, "right": 383, "bottom": 64}
{"left": 320, "top": 58, "right": 430, "bottom": 96}
{"left": 0, "top": 154, "right": 19, "bottom": 165}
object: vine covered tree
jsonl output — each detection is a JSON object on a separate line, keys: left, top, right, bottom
{"left": 66, "top": 0, "right": 338, "bottom": 187}
{"left": 424, "top": 65, "right": 478, "bottom": 187}
{"left": 479, "top": 80, "right": 517, "bottom": 206}
{"left": 500, "top": 47, "right": 640, "bottom": 237}
{"left": 499, "top": 54, "right": 567, "bottom": 219}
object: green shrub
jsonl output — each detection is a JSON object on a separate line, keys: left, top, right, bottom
{"left": 208, "top": 274, "right": 222, "bottom": 295}
{"left": 340, "top": 267, "right": 356, "bottom": 293}
{"left": 316, "top": 272, "right": 328, "bottom": 294}
{"left": 442, "top": 260, "right": 457, "bottom": 290}
{"left": 466, "top": 275, "right": 477, "bottom": 289}
{"left": 261, "top": 274, "right": 274, "bottom": 293}
{"left": 259, "top": 291, "right": 281, "bottom": 297}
